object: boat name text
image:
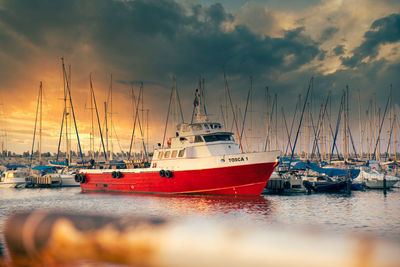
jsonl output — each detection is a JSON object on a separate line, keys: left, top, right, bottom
{"left": 228, "top": 157, "right": 248, "bottom": 162}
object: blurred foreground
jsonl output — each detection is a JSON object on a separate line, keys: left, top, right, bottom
{"left": 2, "top": 210, "right": 400, "bottom": 267}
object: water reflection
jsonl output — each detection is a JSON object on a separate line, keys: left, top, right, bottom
{"left": 84, "top": 192, "right": 273, "bottom": 218}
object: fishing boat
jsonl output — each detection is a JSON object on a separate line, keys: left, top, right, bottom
{"left": 78, "top": 89, "right": 280, "bottom": 196}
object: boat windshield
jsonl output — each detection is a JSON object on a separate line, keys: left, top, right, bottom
{"left": 203, "top": 134, "right": 233, "bottom": 142}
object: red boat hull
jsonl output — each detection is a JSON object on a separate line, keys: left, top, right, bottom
{"left": 80, "top": 162, "right": 277, "bottom": 196}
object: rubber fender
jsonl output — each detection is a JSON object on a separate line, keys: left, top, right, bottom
{"left": 165, "top": 170, "right": 173, "bottom": 178}
{"left": 159, "top": 170, "right": 166, "bottom": 177}
{"left": 80, "top": 174, "right": 87, "bottom": 184}
{"left": 74, "top": 174, "right": 80, "bottom": 183}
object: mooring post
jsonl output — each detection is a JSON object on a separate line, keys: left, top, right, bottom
{"left": 346, "top": 169, "right": 351, "bottom": 195}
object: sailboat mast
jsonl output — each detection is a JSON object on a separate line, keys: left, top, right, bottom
{"left": 299, "top": 94, "right": 302, "bottom": 156}
{"left": 89, "top": 74, "right": 107, "bottom": 161}
{"left": 378, "top": 108, "right": 381, "bottom": 161}
{"left": 388, "top": 85, "right": 392, "bottom": 157}
{"left": 105, "top": 101, "right": 108, "bottom": 160}
{"left": 346, "top": 85, "right": 350, "bottom": 158}
{"left": 61, "top": 58, "right": 69, "bottom": 165}
{"left": 342, "top": 90, "right": 346, "bottom": 161}
{"left": 275, "top": 93, "right": 278, "bottom": 151}
{"left": 39, "top": 82, "right": 43, "bottom": 163}
{"left": 249, "top": 77, "right": 252, "bottom": 152}
{"left": 30, "top": 82, "right": 42, "bottom": 166}
{"left": 110, "top": 74, "right": 113, "bottom": 160}
{"left": 90, "top": 74, "right": 94, "bottom": 159}
{"left": 68, "top": 65, "right": 72, "bottom": 163}
{"left": 393, "top": 113, "right": 397, "bottom": 162}
{"left": 265, "top": 87, "right": 269, "bottom": 151}
{"left": 358, "top": 90, "right": 362, "bottom": 160}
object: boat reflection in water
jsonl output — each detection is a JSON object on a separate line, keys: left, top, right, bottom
{"left": 84, "top": 191, "right": 273, "bottom": 218}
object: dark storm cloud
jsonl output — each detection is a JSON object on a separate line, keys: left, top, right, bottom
{"left": 341, "top": 13, "right": 400, "bottom": 68}
{"left": 319, "top": 26, "right": 339, "bottom": 42}
{"left": 0, "top": 0, "right": 321, "bottom": 82}
{"left": 333, "top": 45, "right": 345, "bottom": 56}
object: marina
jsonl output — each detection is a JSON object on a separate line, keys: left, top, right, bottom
{"left": 0, "top": 0, "right": 400, "bottom": 265}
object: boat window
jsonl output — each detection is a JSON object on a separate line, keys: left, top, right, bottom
{"left": 180, "top": 137, "right": 187, "bottom": 142}
{"left": 204, "top": 124, "right": 209, "bottom": 129}
{"left": 158, "top": 151, "right": 163, "bottom": 159}
{"left": 203, "top": 134, "right": 233, "bottom": 142}
{"left": 210, "top": 123, "right": 222, "bottom": 129}
{"left": 171, "top": 150, "right": 178, "bottom": 158}
{"left": 178, "top": 149, "right": 185, "bottom": 157}
{"left": 192, "top": 124, "right": 202, "bottom": 131}
{"left": 194, "top": 135, "right": 204, "bottom": 143}
{"left": 164, "top": 151, "right": 171, "bottom": 158}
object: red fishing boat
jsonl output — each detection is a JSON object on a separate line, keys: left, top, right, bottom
{"left": 78, "top": 89, "right": 279, "bottom": 196}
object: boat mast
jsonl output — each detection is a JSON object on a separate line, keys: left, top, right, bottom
{"left": 388, "top": 85, "right": 392, "bottom": 157}
{"left": 39, "top": 81, "right": 42, "bottom": 164}
{"left": 30, "top": 82, "right": 42, "bottom": 166}
{"left": 104, "top": 101, "right": 108, "bottom": 160}
{"left": 62, "top": 60, "right": 69, "bottom": 165}
{"left": 369, "top": 99, "right": 372, "bottom": 160}
{"left": 60, "top": 57, "right": 84, "bottom": 165}
{"left": 372, "top": 87, "right": 391, "bottom": 160}
{"left": 393, "top": 113, "right": 397, "bottom": 163}
{"left": 90, "top": 75, "right": 94, "bottom": 159}
{"left": 265, "top": 87, "right": 270, "bottom": 151}
{"left": 68, "top": 65, "right": 72, "bottom": 163}
{"left": 89, "top": 73, "right": 107, "bottom": 161}
{"left": 342, "top": 89, "right": 347, "bottom": 162}
{"left": 358, "top": 90, "right": 362, "bottom": 160}
{"left": 110, "top": 74, "right": 113, "bottom": 161}
{"left": 346, "top": 85, "right": 350, "bottom": 159}
{"left": 299, "top": 94, "right": 302, "bottom": 156}
{"left": 275, "top": 93, "right": 278, "bottom": 152}
{"left": 378, "top": 108, "right": 381, "bottom": 161}
{"left": 289, "top": 77, "right": 313, "bottom": 167}
{"left": 240, "top": 77, "right": 252, "bottom": 149}
{"left": 224, "top": 72, "right": 243, "bottom": 153}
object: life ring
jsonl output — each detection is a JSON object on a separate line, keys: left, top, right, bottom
{"left": 159, "top": 170, "right": 166, "bottom": 177}
{"left": 165, "top": 170, "right": 173, "bottom": 178}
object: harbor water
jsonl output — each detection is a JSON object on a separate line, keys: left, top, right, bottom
{"left": 0, "top": 187, "right": 399, "bottom": 244}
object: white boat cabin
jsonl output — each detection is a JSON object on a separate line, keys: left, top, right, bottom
{"left": 153, "top": 122, "right": 241, "bottom": 162}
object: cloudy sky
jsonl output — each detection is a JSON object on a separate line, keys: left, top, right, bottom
{"left": 0, "top": 0, "right": 399, "bottom": 155}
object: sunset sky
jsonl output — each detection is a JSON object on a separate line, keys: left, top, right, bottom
{"left": 0, "top": 0, "right": 399, "bottom": 155}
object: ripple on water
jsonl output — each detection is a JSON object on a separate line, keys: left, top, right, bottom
{"left": 0, "top": 187, "right": 399, "bottom": 241}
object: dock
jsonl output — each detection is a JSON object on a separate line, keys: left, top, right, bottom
{"left": 25, "top": 175, "right": 62, "bottom": 188}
